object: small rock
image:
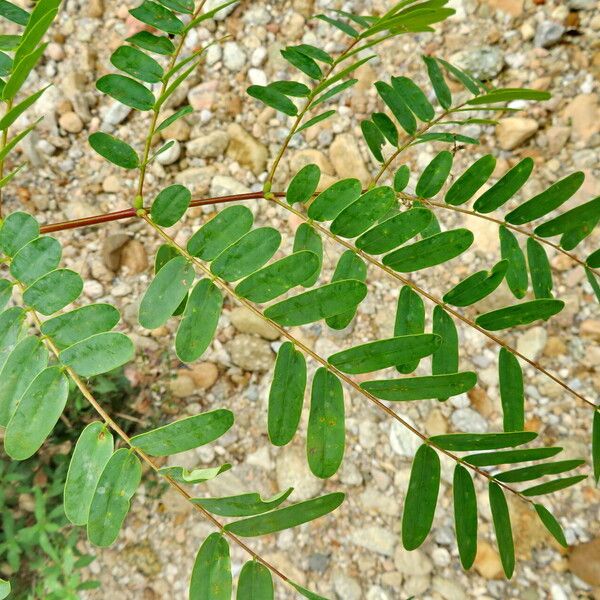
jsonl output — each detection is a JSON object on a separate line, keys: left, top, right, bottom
{"left": 516, "top": 326, "right": 547, "bottom": 360}
{"left": 227, "top": 123, "right": 268, "bottom": 174}
{"left": 449, "top": 46, "right": 504, "bottom": 81}
{"left": 226, "top": 334, "right": 274, "bottom": 371}
{"left": 248, "top": 68, "right": 267, "bottom": 86}
{"left": 545, "top": 126, "right": 570, "bottom": 154}
{"left": 102, "top": 233, "right": 131, "bottom": 271}
{"left": 87, "top": 0, "right": 104, "bottom": 17}
{"left": 350, "top": 526, "right": 396, "bottom": 556}
{"left": 425, "top": 409, "right": 448, "bottom": 436}
{"left": 329, "top": 133, "right": 370, "bottom": 185}
{"left": 486, "top": 0, "right": 523, "bottom": 17}
{"left": 568, "top": 538, "right": 600, "bottom": 586}
{"left": 223, "top": 41, "right": 246, "bottom": 71}
{"left": 102, "top": 175, "right": 122, "bottom": 194}
{"left": 186, "top": 131, "right": 229, "bottom": 158}
{"left": 290, "top": 149, "right": 334, "bottom": 176}
{"left": 276, "top": 446, "right": 323, "bottom": 500}
{"left": 394, "top": 547, "right": 433, "bottom": 576}
{"left": 156, "top": 139, "right": 181, "bottom": 166}
{"left": 103, "top": 102, "right": 131, "bottom": 127}
{"left": 390, "top": 417, "right": 421, "bottom": 457}
{"left": 229, "top": 307, "right": 279, "bottom": 340}
{"left": 209, "top": 174, "right": 250, "bottom": 197}
{"left": 202, "top": 0, "right": 239, "bottom": 20}
{"left": 176, "top": 166, "right": 215, "bottom": 195}
{"left": 333, "top": 572, "right": 362, "bottom": 600}
{"left": 59, "top": 111, "right": 84, "bottom": 133}
{"left": 496, "top": 117, "right": 538, "bottom": 150}
{"left": 120, "top": 239, "right": 148, "bottom": 274}
{"left": 188, "top": 81, "right": 218, "bottom": 111}
{"left": 580, "top": 319, "right": 600, "bottom": 340}
{"left": 451, "top": 408, "right": 488, "bottom": 433}
{"left": 308, "top": 553, "right": 330, "bottom": 573}
{"left": 562, "top": 94, "right": 600, "bottom": 143}
{"left": 170, "top": 373, "right": 195, "bottom": 398}
{"left": 567, "top": 0, "right": 596, "bottom": 8}
{"left": 474, "top": 541, "right": 503, "bottom": 579}
{"left": 189, "top": 362, "right": 219, "bottom": 389}
{"left": 534, "top": 21, "right": 565, "bottom": 48}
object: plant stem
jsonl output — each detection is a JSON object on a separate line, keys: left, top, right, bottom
{"left": 141, "top": 213, "right": 536, "bottom": 507}
{"left": 0, "top": 99, "right": 13, "bottom": 220}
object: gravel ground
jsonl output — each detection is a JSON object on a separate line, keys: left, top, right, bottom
{"left": 3, "top": 0, "right": 600, "bottom": 598}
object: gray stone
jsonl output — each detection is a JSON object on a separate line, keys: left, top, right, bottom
{"left": 534, "top": 21, "right": 565, "bottom": 48}
{"left": 333, "top": 571, "right": 362, "bottom": 600}
{"left": 103, "top": 101, "right": 131, "bottom": 128}
{"left": 389, "top": 416, "right": 421, "bottom": 457}
{"left": 350, "top": 526, "right": 396, "bottom": 556}
{"left": 449, "top": 46, "right": 504, "bottom": 81}
{"left": 276, "top": 447, "right": 323, "bottom": 501}
{"left": 394, "top": 547, "right": 433, "bottom": 576}
{"left": 186, "top": 131, "right": 229, "bottom": 158}
{"left": 229, "top": 307, "right": 279, "bottom": 340}
{"left": 451, "top": 407, "right": 488, "bottom": 433}
{"left": 223, "top": 41, "right": 246, "bottom": 71}
{"left": 226, "top": 334, "right": 274, "bottom": 371}
{"left": 156, "top": 139, "right": 181, "bottom": 165}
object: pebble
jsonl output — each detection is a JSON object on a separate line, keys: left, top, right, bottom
{"left": 350, "top": 526, "right": 397, "bottom": 557}
{"left": 516, "top": 326, "right": 547, "bottom": 360}
{"left": 534, "top": 21, "right": 566, "bottom": 48}
{"left": 223, "top": 42, "right": 246, "bottom": 72}
{"left": 226, "top": 123, "right": 268, "bottom": 174}
{"left": 203, "top": 0, "right": 238, "bottom": 20}
{"left": 389, "top": 416, "right": 421, "bottom": 457}
{"left": 451, "top": 407, "right": 488, "bottom": 433}
{"left": 229, "top": 307, "right": 279, "bottom": 340}
{"left": 186, "top": 131, "right": 229, "bottom": 159}
{"left": 226, "top": 334, "right": 274, "bottom": 371}
{"left": 156, "top": 139, "right": 181, "bottom": 165}
{"left": 103, "top": 102, "right": 131, "bottom": 128}
{"left": 329, "top": 133, "right": 370, "bottom": 185}
{"left": 276, "top": 446, "right": 323, "bottom": 501}
{"left": 188, "top": 81, "right": 218, "bottom": 111}
{"left": 450, "top": 46, "right": 504, "bottom": 80}
{"left": 496, "top": 117, "right": 539, "bottom": 150}
{"left": 394, "top": 547, "right": 433, "bottom": 576}
{"left": 59, "top": 111, "right": 84, "bottom": 133}
{"left": 188, "top": 362, "right": 219, "bottom": 390}
{"left": 562, "top": 94, "right": 600, "bottom": 143}
{"left": 568, "top": 538, "right": 600, "bottom": 585}
{"left": 474, "top": 541, "right": 504, "bottom": 579}
{"left": 332, "top": 571, "right": 362, "bottom": 600}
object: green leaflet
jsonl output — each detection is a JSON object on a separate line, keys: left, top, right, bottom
{"left": 0, "top": 85, "right": 50, "bottom": 131}
{"left": 224, "top": 492, "right": 344, "bottom": 537}
{"left": 587, "top": 248, "right": 600, "bottom": 268}
{"left": 468, "top": 88, "right": 551, "bottom": 105}
{"left": 269, "top": 80, "right": 311, "bottom": 97}
{"left": 488, "top": 482, "right": 514, "bottom": 579}
{"left": 594, "top": 411, "right": 600, "bottom": 483}
{"left": 527, "top": 237, "right": 553, "bottom": 298}
{"left": 431, "top": 431, "right": 537, "bottom": 451}
{"left": 96, "top": 73, "right": 155, "bottom": 111}
{"left": 264, "top": 280, "right": 367, "bottom": 327}
{"left": 0, "top": 336, "right": 48, "bottom": 427}
{"left": 361, "top": 372, "right": 477, "bottom": 401}
{"left": 534, "top": 504, "right": 567, "bottom": 548}
{"left": 0, "top": 0, "right": 29, "bottom": 25}
{"left": 476, "top": 299, "right": 564, "bottom": 331}
{"left": 130, "top": 410, "right": 234, "bottom": 456}
{"left": 402, "top": 444, "right": 440, "bottom": 550}
{"left": 268, "top": 342, "right": 306, "bottom": 447}
{"left": 188, "top": 205, "right": 253, "bottom": 260}
{"left": 437, "top": 57, "right": 482, "bottom": 95}
{"left": 59, "top": 332, "right": 134, "bottom": 377}
{"left": 0, "top": 211, "right": 39, "bottom": 256}
{"left": 417, "top": 132, "right": 479, "bottom": 146}
{"left": 293, "top": 224, "right": 322, "bottom": 287}
{"left": 129, "top": 0, "right": 184, "bottom": 34}
{"left": 375, "top": 81, "right": 416, "bottom": 135}
{"left": 287, "top": 164, "right": 320, "bottom": 204}
{"left": 361, "top": 119, "right": 385, "bottom": 162}
{"left": 535, "top": 196, "right": 600, "bottom": 238}
{"left": 126, "top": 30, "right": 175, "bottom": 55}
{"left": 372, "top": 112, "right": 398, "bottom": 146}
{"left": 521, "top": 475, "right": 587, "bottom": 497}
{"left": 315, "top": 14, "right": 359, "bottom": 37}
{"left": 355, "top": 208, "right": 432, "bottom": 255}
{"left": 189, "top": 534, "right": 232, "bottom": 600}
{"left": 326, "top": 251, "right": 367, "bottom": 329}
{"left": 237, "top": 561, "right": 274, "bottom": 600}
{"left": 4, "top": 367, "right": 69, "bottom": 460}
{"left": 443, "top": 260, "right": 508, "bottom": 307}
{"left": 391, "top": 75, "right": 434, "bottom": 121}
{"left": 296, "top": 110, "right": 336, "bottom": 134}
{"left": 394, "top": 286, "right": 425, "bottom": 374}
{"left": 41, "top": 304, "right": 120, "bottom": 350}
{"left": 150, "top": 184, "right": 191, "bottom": 227}
{"left": 330, "top": 186, "right": 396, "bottom": 238}
{"left": 464, "top": 447, "right": 562, "bottom": 467}
{"left": 307, "top": 178, "right": 362, "bottom": 222}
{"left": 290, "top": 582, "right": 328, "bottom": 600}
{"left": 394, "top": 164, "right": 410, "bottom": 192}
{"left": 292, "top": 43, "right": 333, "bottom": 64}
{"left": 87, "top": 449, "right": 142, "bottom": 547}
{"left": 0, "top": 279, "right": 11, "bottom": 310}
{"left": 498, "top": 348, "right": 524, "bottom": 432}
{"left": 445, "top": 155, "right": 496, "bottom": 206}
{"left": 280, "top": 47, "right": 321, "bottom": 79}
{"left": 64, "top": 422, "right": 114, "bottom": 526}
{"left": 495, "top": 459, "right": 585, "bottom": 484}
{"left": 416, "top": 151, "right": 453, "bottom": 198}
{"left": 505, "top": 172, "right": 585, "bottom": 225}
{"left": 139, "top": 256, "right": 194, "bottom": 329}
{"left": 110, "top": 45, "right": 163, "bottom": 83}
{"left": 211, "top": 228, "right": 281, "bottom": 282}
{"left": 22, "top": 268, "right": 82, "bottom": 315}
{"left": 473, "top": 158, "right": 534, "bottom": 213}
{"left": 329, "top": 334, "right": 440, "bottom": 375}
{"left": 0, "top": 307, "right": 26, "bottom": 371}
{"left": 158, "top": 464, "right": 231, "bottom": 484}
{"left": 453, "top": 465, "right": 477, "bottom": 569}
{"left": 175, "top": 278, "right": 222, "bottom": 363}
{"left": 192, "top": 488, "right": 293, "bottom": 517}
{"left": 587, "top": 267, "right": 600, "bottom": 304}
{"left": 157, "top": 0, "right": 194, "bottom": 14}
{"left": 0, "top": 578, "right": 9, "bottom": 600}
{"left": 307, "top": 368, "right": 345, "bottom": 479}
{"left": 155, "top": 105, "right": 193, "bottom": 134}
{"left": 431, "top": 307, "right": 459, "bottom": 398}
{"left": 2, "top": 44, "right": 47, "bottom": 101}
{"left": 4, "top": 366, "right": 67, "bottom": 460}
{"left": 236, "top": 252, "right": 320, "bottom": 303}
{"left": 88, "top": 132, "right": 139, "bottom": 169}
{"left": 247, "top": 84, "right": 298, "bottom": 117}
{"left": 383, "top": 228, "right": 474, "bottom": 272}
{"left": 9, "top": 235, "right": 61, "bottom": 285}
{"left": 499, "top": 226, "right": 528, "bottom": 298}
{"left": 423, "top": 54, "right": 451, "bottom": 109}
{"left": 312, "top": 78, "right": 357, "bottom": 106}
